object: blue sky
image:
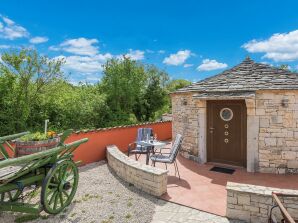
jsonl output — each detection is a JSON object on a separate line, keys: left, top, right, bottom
{"left": 1, "top": 0, "right": 298, "bottom": 84}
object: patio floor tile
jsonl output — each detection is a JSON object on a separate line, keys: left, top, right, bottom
{"left": 136, "top": 150, "right": 298, "bottom": 216}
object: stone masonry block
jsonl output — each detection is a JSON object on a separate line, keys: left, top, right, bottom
{"left": 226, "top": 209, "right": 250, "bottom": 222}
{"left": 238, "top": 194, "right": 251, "bottom": 205}
{"left": 288, "top": 160, "right": 298, "bottom": 169}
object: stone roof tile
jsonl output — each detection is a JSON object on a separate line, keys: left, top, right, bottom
{"left": 177, "top": 57, "right": 298, "bottom": 93}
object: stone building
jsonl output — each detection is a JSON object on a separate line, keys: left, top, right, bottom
{"left": 171, "top": 57, "right": 298, "bottom": 174}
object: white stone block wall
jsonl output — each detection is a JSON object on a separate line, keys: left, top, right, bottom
{"left": 226, "top": 182, "right": 298, "bottom": 223}
{"left": 171, "top": 93, "right": 200, "bottom": 159}
{"left": 106, "top": 145, "right": 168, "bottom": 196}
{"left": 256, "top": 90, "right": 298, "bottom": 174}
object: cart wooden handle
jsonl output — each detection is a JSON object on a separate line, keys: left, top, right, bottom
{"left": 0, "top": 138, "right": 88, "bottom": 169}
{"left": 0, "top": 132, "right": 29, "bottom": 143}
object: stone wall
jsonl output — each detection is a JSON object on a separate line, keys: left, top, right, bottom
{"left": 106, "top": 145, "right": 168, "bottom": 196}
{"left": 226, "top": 182, "right": 298, "bottom": 223}
{"left": 171, "top": 93, "right": 204, "bottom": 162}
{"left": 256, "top": 90, "right": 298, "bottom": 174}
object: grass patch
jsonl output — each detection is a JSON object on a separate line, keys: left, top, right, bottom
{"left": 79, "top": 193, "right": 100, "bottom": 202}
{"left": 95, "top": 194, "right": 101, "bottom": 199}
{"left": 14, "top": 214, "right": 40, "bottom": 223}
{"left": 40, "top": 215, "right": 49, "bottom": 220}
{"left": 127, "top": 201, "right": 133, "bottom": 207}
{"left": 59, "top": 214, "right": 66, "bottom": 219}
{"left": 125, "top": 213, "right": 132, "bottom": 219}
{"left": 74, "top": 199, "right": 82, "bottom": 203}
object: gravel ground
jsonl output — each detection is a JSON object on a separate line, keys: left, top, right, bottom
{"left": 0, "top": 161, "right": 239, "bottom": 223}
{"left": 0, "top": 161, "right": 158, "bottom": 223}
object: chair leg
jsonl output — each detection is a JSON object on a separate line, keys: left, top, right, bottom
{"left": 174, "top": 160, "right": 180, "bottom": 180}
{"left": 165, "top": 163, "right": 167, "bottom": 170}
{"left": 153, "top": 161, "right": 155, "bottom": 167}
{"left": 137, "top": 154, "right": 141, "bottom": 160}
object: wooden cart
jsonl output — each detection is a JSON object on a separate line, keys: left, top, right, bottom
{"left": 0, "top": 130, "right": 88, "bottom": 214}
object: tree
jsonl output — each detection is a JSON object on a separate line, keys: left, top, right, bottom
{"left": 133, "top": 65, "right": 169, "bottom": 121}
{"left": 166, "top": 79, "right": 191, "bottom": 92}
{"left": 100, "top": 56, "right": 147, "bottom": 125}
{"left": 100, "top": 57, "right": 170, "bottom": 124}
{"left": 0, "top": 48, "right": 65, "bottom": 134}
{"left": 0, "top": 49, "right": 190, "bottom": 135}
{"left": 279, "top": 64, "right": 290, "bottom": 70}
{"left": 41, "top": 81, "right": 107, "bottom": 130}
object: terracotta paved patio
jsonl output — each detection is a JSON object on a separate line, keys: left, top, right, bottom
{"left": 138, "top": 151, "right": 298, "bottom": 217}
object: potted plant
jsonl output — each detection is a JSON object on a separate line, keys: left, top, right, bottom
{"left": 15, "top": 131, "right": 60, "bottom": 157}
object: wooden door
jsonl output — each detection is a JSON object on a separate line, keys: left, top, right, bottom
{"left": 207, "top": 100, "right": 247, "bottom": 167}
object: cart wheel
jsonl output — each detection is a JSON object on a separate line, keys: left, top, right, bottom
{"left": 0, "top": 188, "right": 22, "bottom": 202}
{"left": 41, "top": 160, "right": 78, "bottom": 214}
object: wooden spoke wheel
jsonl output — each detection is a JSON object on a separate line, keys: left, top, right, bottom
{"left": 0, "top": 188, "right": 22, "bottom": 202}
{"left": 41, "top": 160, "right": 78, "bottom": 214}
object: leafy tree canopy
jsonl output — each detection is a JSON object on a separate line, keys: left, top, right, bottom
{"left": 0, "top": 49, "right": 190, "bottom": 135}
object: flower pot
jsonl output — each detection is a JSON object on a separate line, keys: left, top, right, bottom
{"left": 15, "top": 137, "right": 60, "bottom": 157}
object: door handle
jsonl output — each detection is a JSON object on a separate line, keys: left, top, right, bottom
{"left": 209, "top": 127, "right": 214, "bottom": 133}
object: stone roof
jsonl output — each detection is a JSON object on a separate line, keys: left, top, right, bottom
{"left": 193, "top": 91, "right": 255, "bottom": 100}
{"left": 176, "top": 57, "right": 298, "bottom": 93}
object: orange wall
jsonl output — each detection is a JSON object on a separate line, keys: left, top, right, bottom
{"left": 1, "top": 121, "right": 172, "bottom": 164}
{"left": 65, "top": 121, "right": 172, "bottom": 165}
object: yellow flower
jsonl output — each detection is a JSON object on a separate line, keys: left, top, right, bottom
{"left": 47, "top": 131, "right": 56, "bottom": 138}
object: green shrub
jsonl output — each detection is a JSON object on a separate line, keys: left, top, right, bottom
{"left": 19, "top": 132, "right": 49, "bottom": 142}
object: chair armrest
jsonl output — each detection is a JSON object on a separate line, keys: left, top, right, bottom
{"left": 128, "top": 142, "right": 138, "bottom": 153}
{"left": 154, "top": 147, "right": 171, "bottom": 154}
{"left": 128, "top": 142, "right": 136, "bottom": 147}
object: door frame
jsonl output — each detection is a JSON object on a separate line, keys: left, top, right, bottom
{"left": 206, "top": 100, "right": 247, "bottom": 168}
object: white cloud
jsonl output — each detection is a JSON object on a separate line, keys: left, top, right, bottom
{"left": 30, "top": 36, "right": 48, "bottom": 44}
{"left": 0, "top": 15, "right": 29, "bottom": 40}
{"left": 146, "top": 49, "right": 154, "bottom": 53}
{"left": 2, "top": 17, "right": 14, "bottom": 26}
{"left": 0, "top": 44, "right": 10, "bottom": 49}
{"left": 183, "top": 63, "right": 193, "bottom": 68}
{"left": 243, "top": 30, "right": 298, "bottom": 61}
{"left": 50, "top": 38, "right": 99, "bottom": 56}
{"left": 197, "top": 59, "right": 228, "bottom": 71}
{"left": 48, "top": 46, "right": 59, "bottom": 51}
{"left": 260, "top": 61, "right": 274, "bottom": 67}
{"left": 163, "top": 50, "right": 191, "bottom": 66}
{"left": 55, "top": 53, "right": 112, "bottom": 74}
{"left": 125, "top": 49, "right": 145, "bottom": 60}
{"left": 158, "top": 50, "right": 165, "bottom": 54}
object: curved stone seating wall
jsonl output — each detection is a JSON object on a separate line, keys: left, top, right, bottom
{"left": 226, "top": 182, "right": 298, "bottom": 222}
{"left": 106, "top": 145, "right": 168, "bottom": 196}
